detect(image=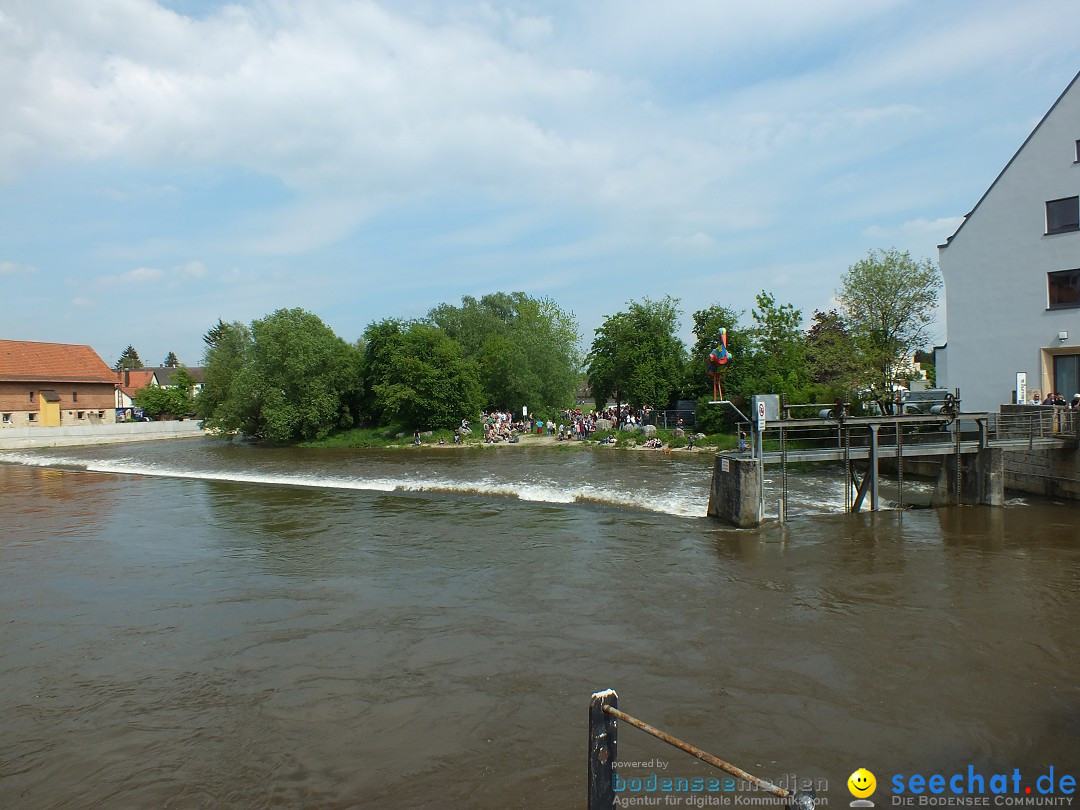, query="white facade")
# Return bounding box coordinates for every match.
[938,70,1080,412]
